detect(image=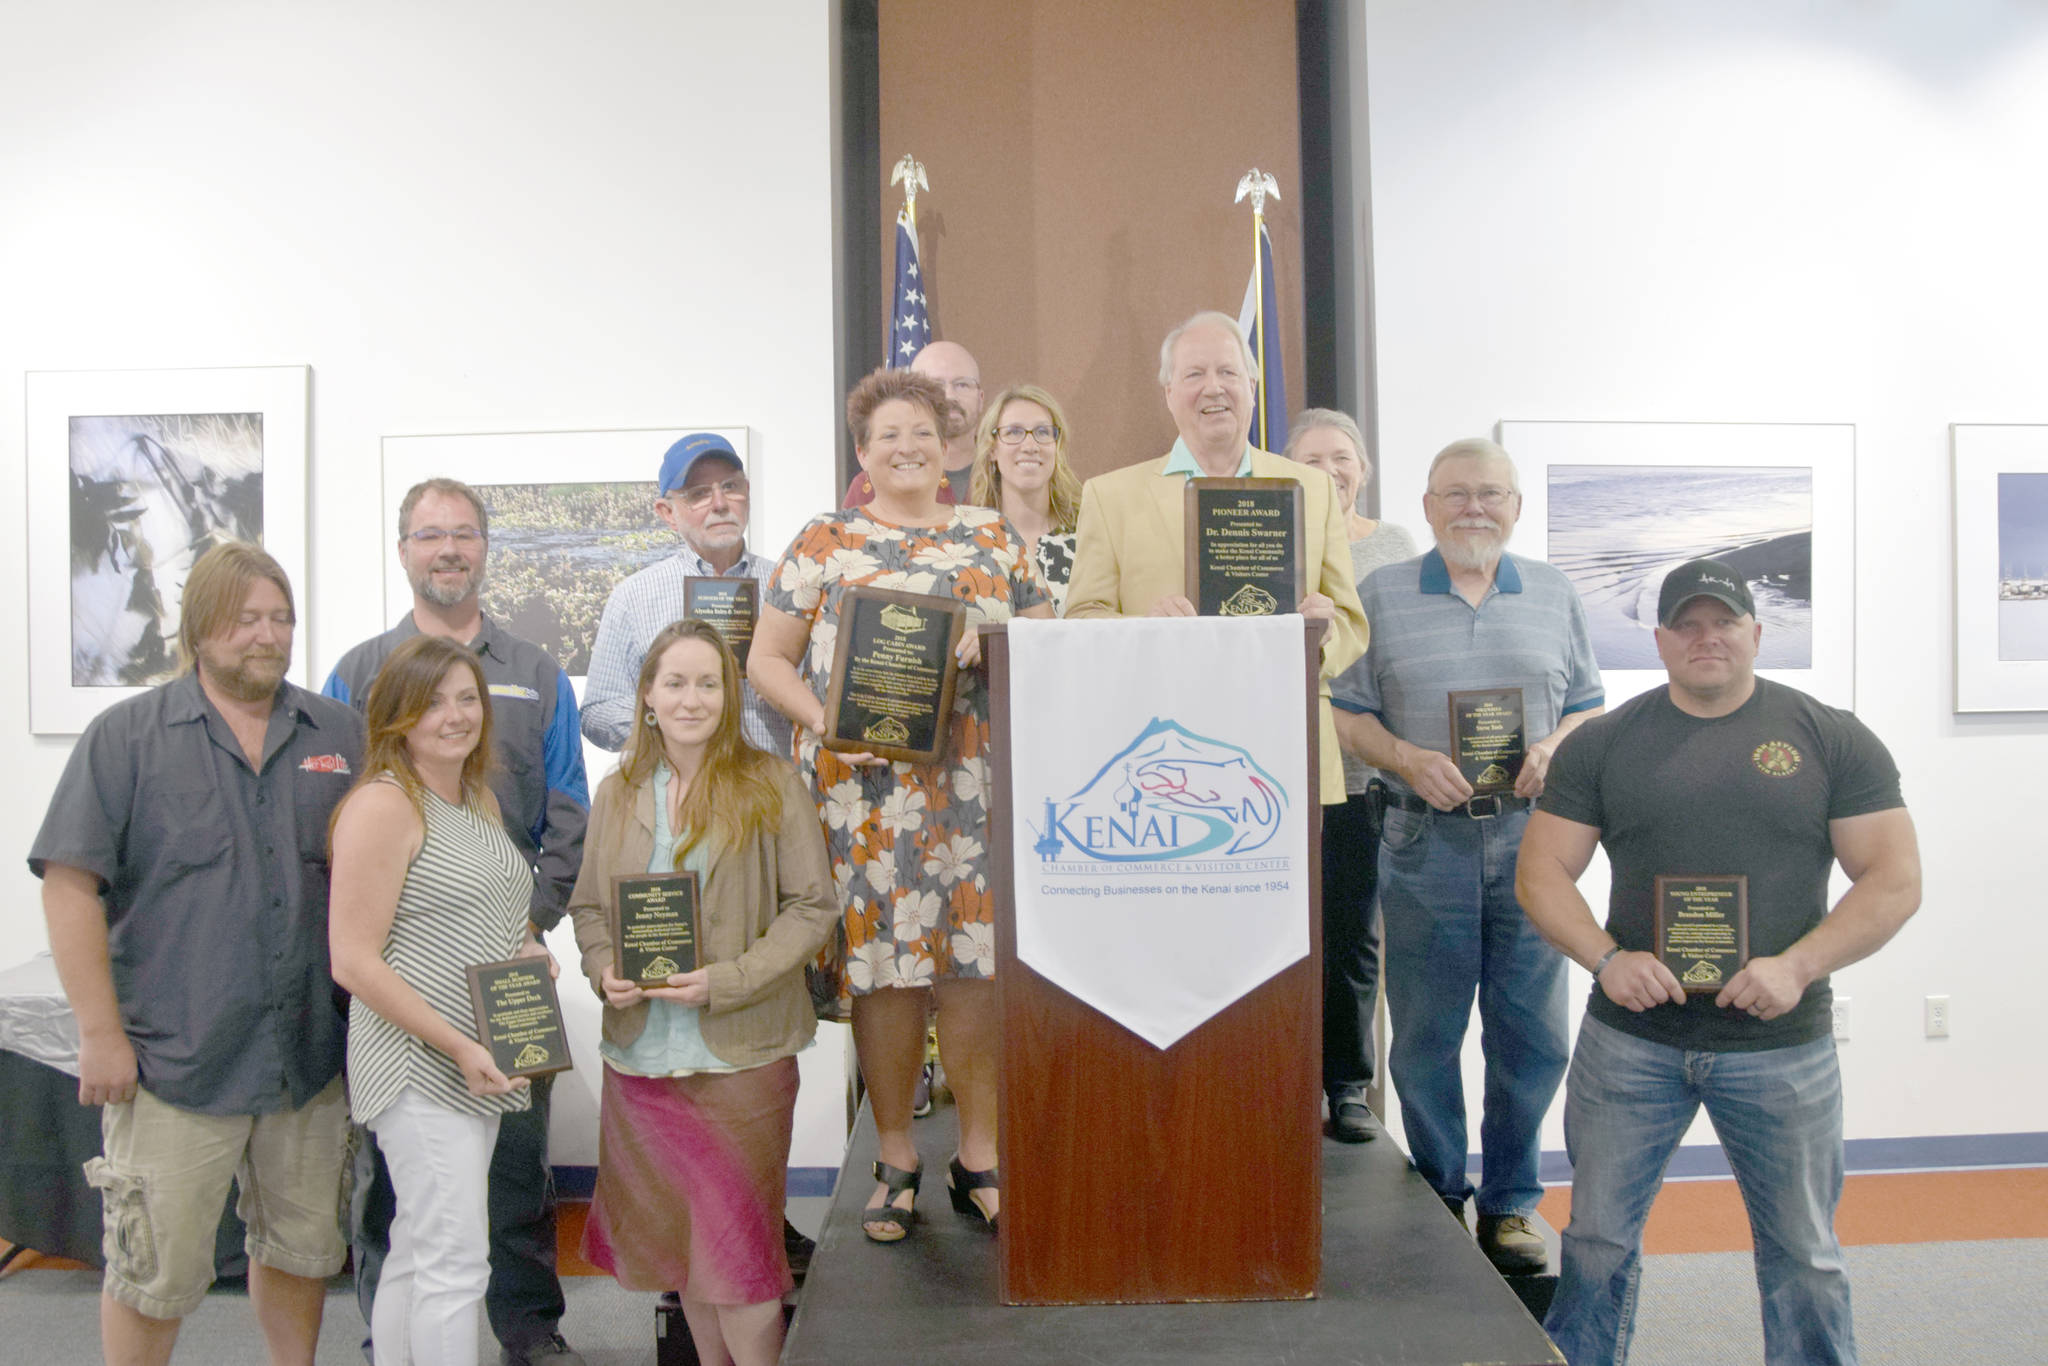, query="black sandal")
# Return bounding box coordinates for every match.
[862,1159,921,1243]
[947,1154,999,1231]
